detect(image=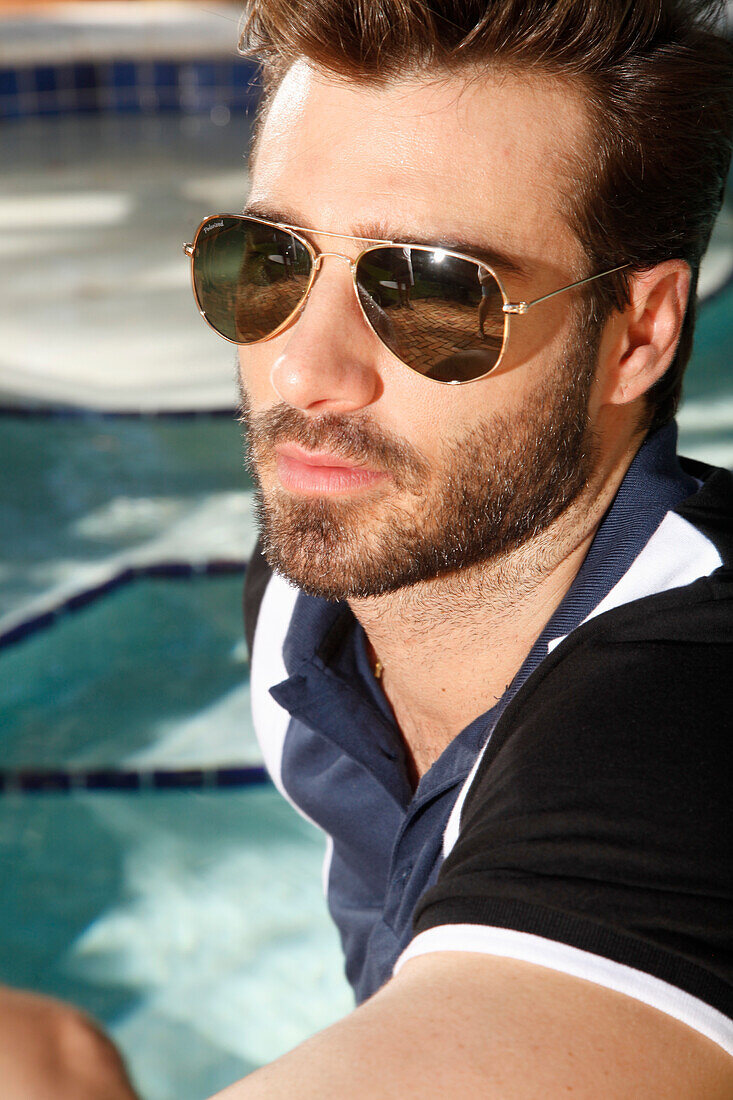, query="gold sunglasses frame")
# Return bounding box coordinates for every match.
[183,213,629,385]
